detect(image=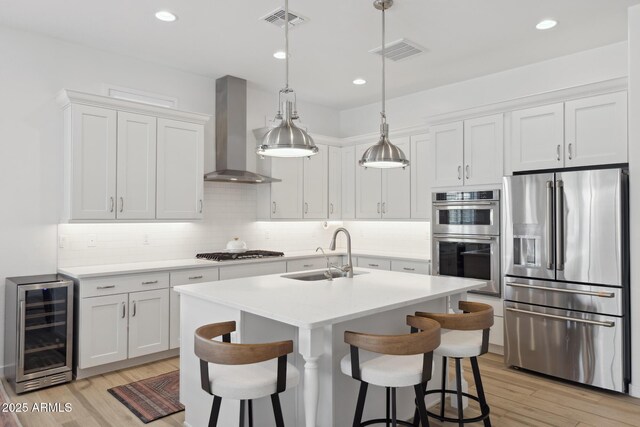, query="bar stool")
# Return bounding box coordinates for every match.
[414,301,493,427]
[341,315,441,427]
[194,321,300,427]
